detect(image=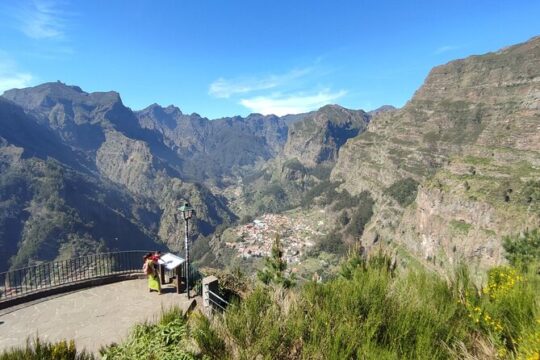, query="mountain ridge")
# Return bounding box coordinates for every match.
[1,36,539,273]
